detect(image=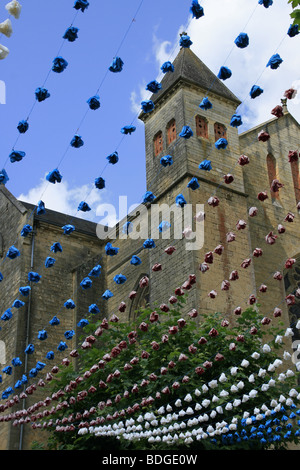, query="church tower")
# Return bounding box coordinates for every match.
[139,44,257,316]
